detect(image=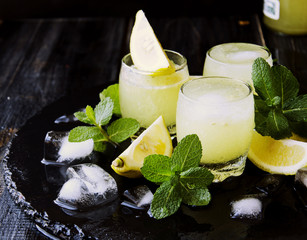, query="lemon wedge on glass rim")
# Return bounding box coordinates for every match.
[111,116,173,178]
[248,130,307,175]
[129,10,175,74]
